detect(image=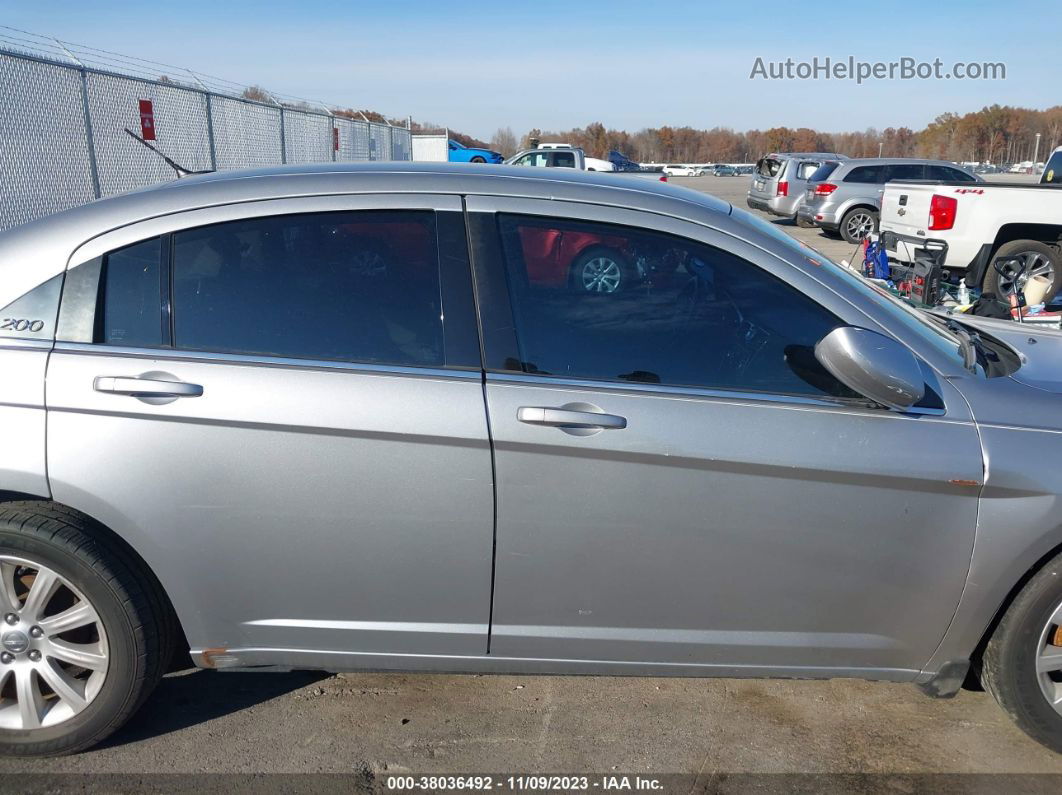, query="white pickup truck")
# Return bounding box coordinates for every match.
[504,147,668,181]
[880,146,1062,301]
